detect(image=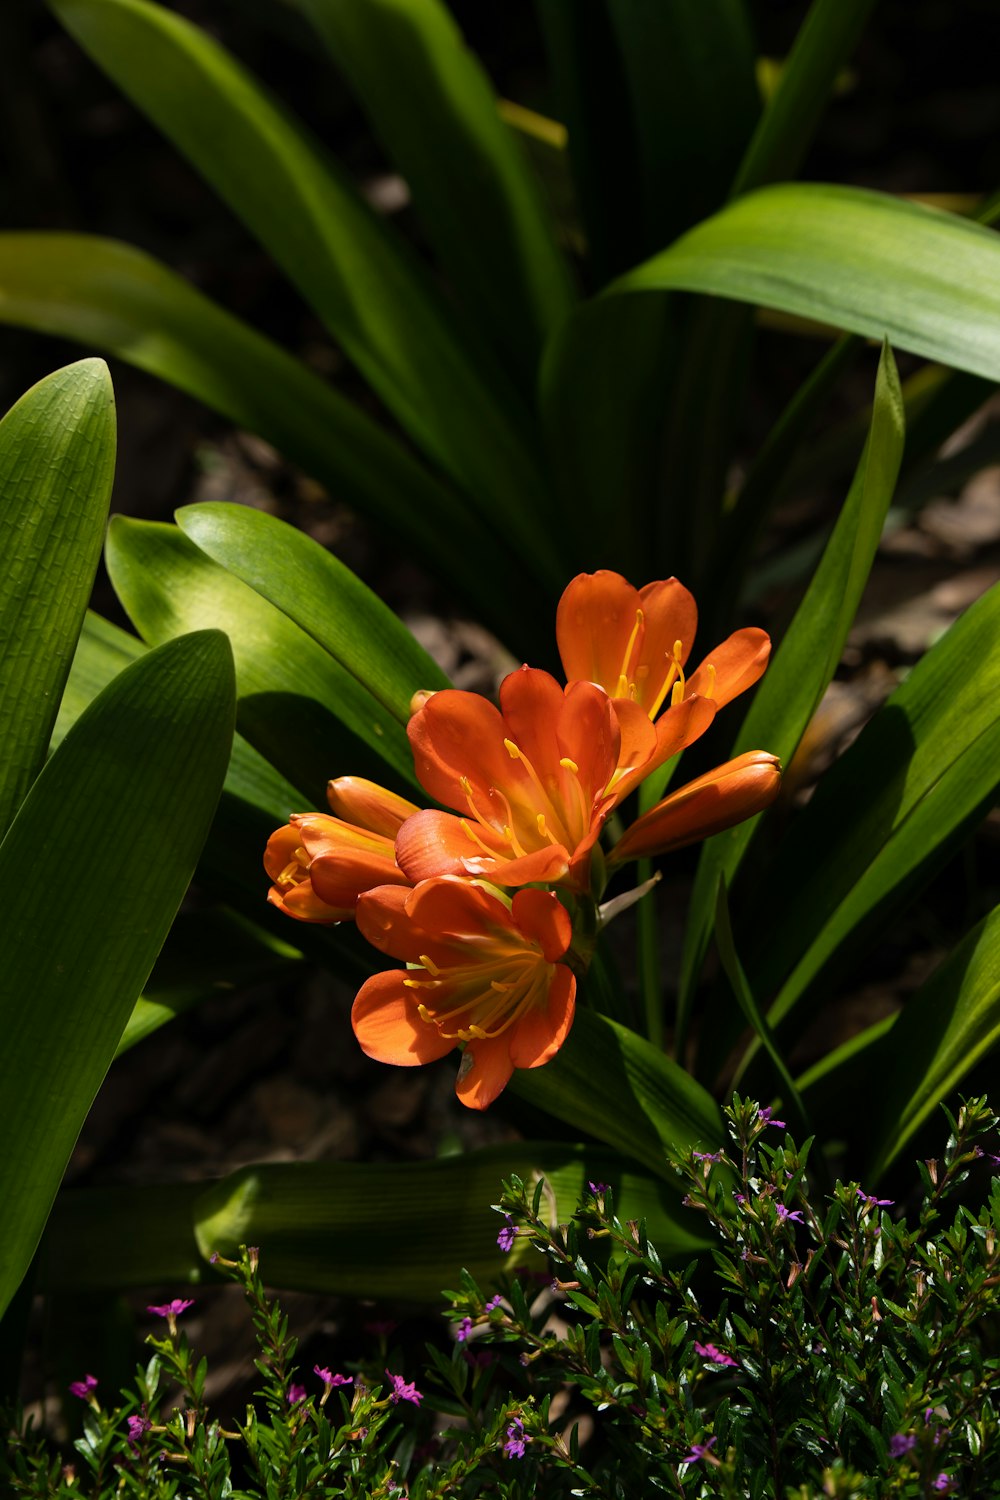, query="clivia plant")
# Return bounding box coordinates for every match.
[0,0,999,1457]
